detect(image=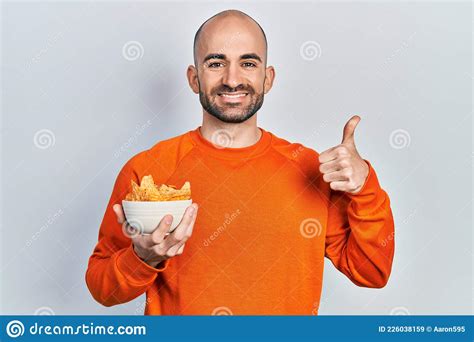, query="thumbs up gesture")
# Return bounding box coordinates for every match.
[318,115,369,194]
